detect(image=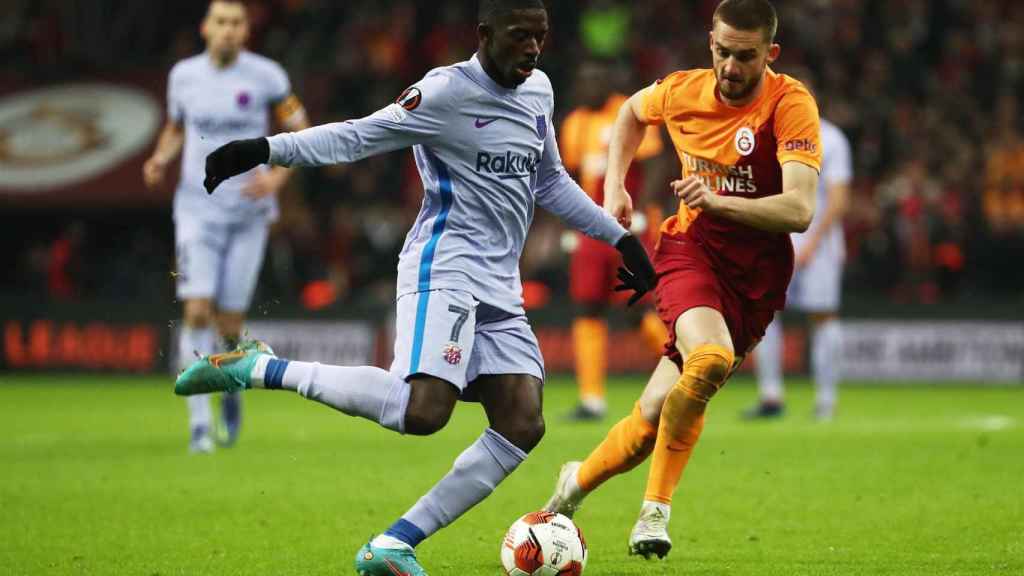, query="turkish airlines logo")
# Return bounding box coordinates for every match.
[734,126,755,156]
[0,84,160,193]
